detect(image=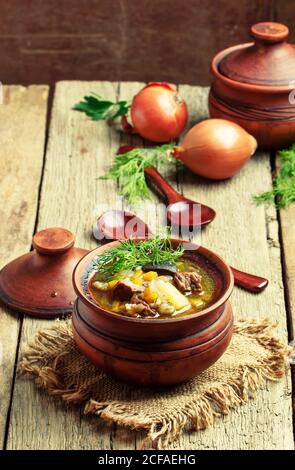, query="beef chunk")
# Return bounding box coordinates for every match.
[112,280,144,301]
[173,272,203,293]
